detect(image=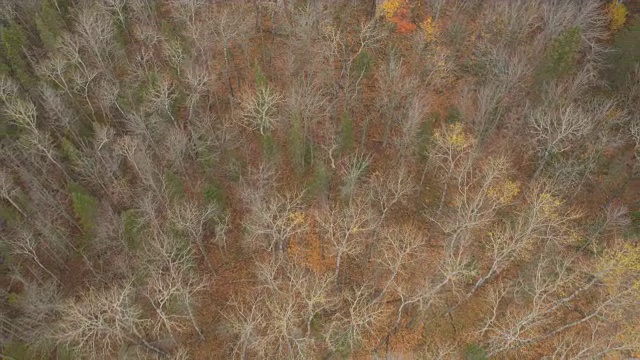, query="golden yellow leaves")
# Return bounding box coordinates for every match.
[539,192,563,219]
[380,0,403,20]
[379,0,439,36]
[610,244,640,273]
[489,180,520,205]
[322,23,336,38]
[608,0,628,32]
[434,123,475,151]
[564,230,583,246]
[421,17,436,41]
[288,211,306,226]
[599,243,640,294]
[349,227,363,235]
[449,131,471,150]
